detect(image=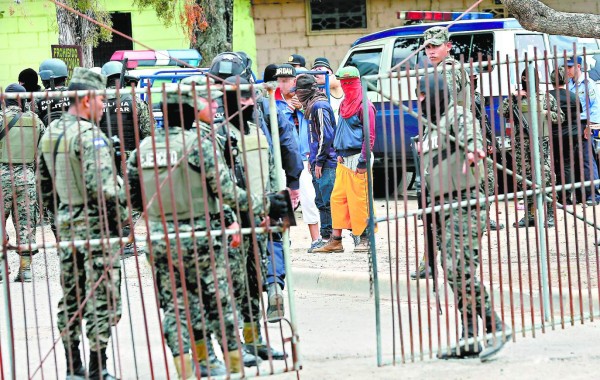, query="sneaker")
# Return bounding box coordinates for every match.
[266,283,284,322]
[312,238,344,253]
[307,239,326,253]
[350,233,361,246]
[410,262,432,280]
[586,196,600,206]
[353,236,370,253]
[488,219,504,231]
